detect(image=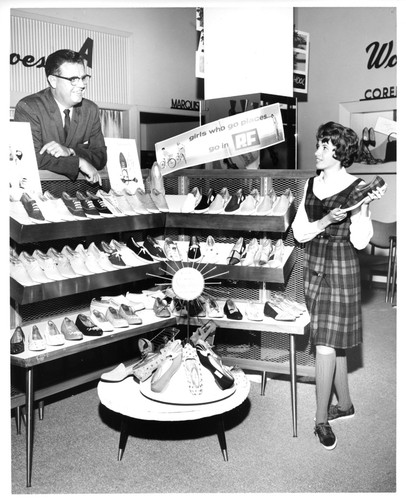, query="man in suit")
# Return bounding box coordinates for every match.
[14,49,107,184]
